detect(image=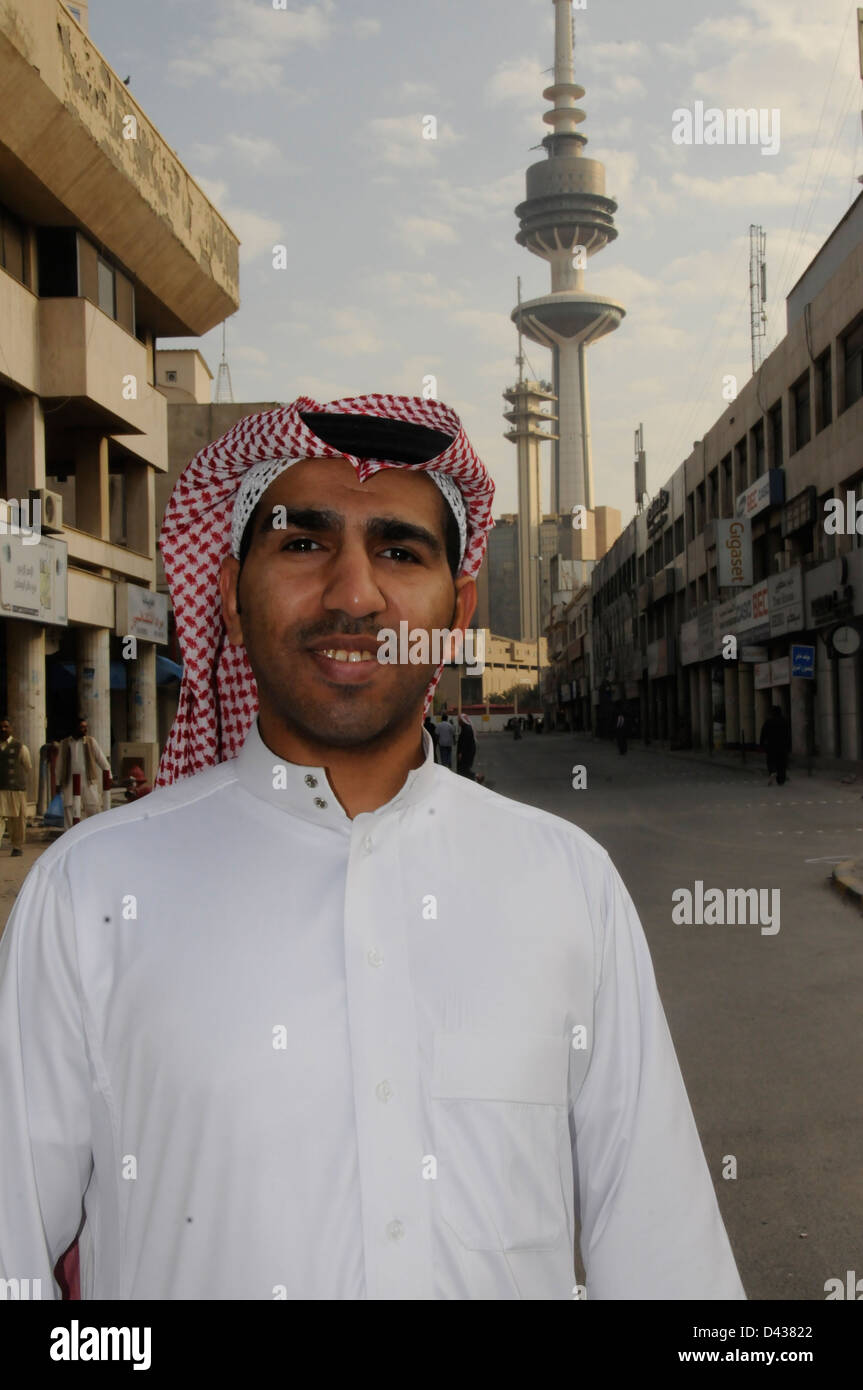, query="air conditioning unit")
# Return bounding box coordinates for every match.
[28,488,63,533]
